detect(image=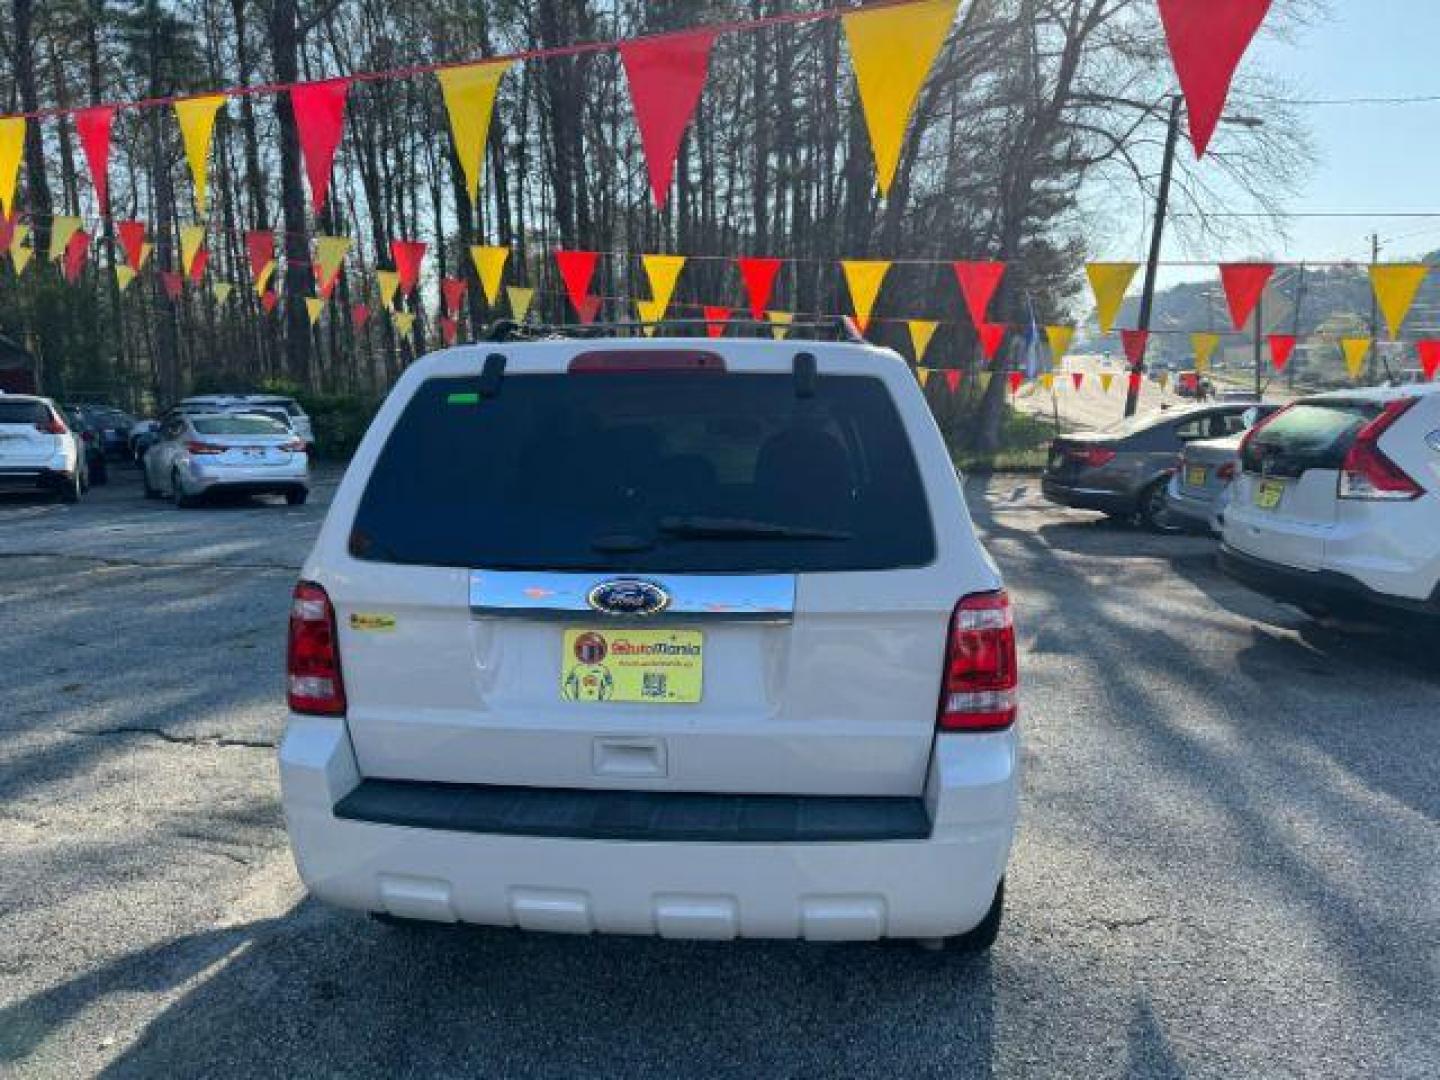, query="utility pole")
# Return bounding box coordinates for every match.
[1125,94,1183,418]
